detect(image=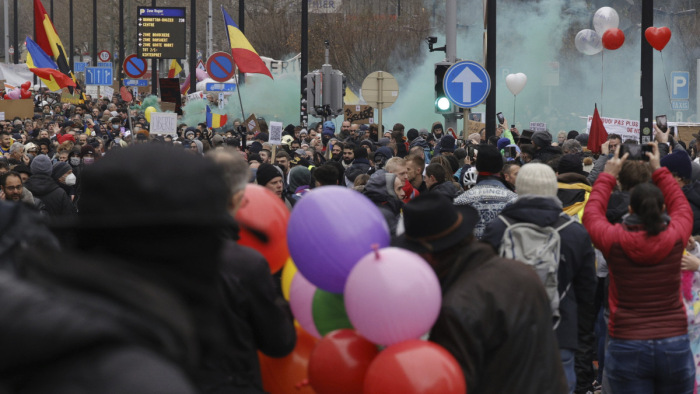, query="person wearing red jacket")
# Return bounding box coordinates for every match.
[582,143,695,394]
